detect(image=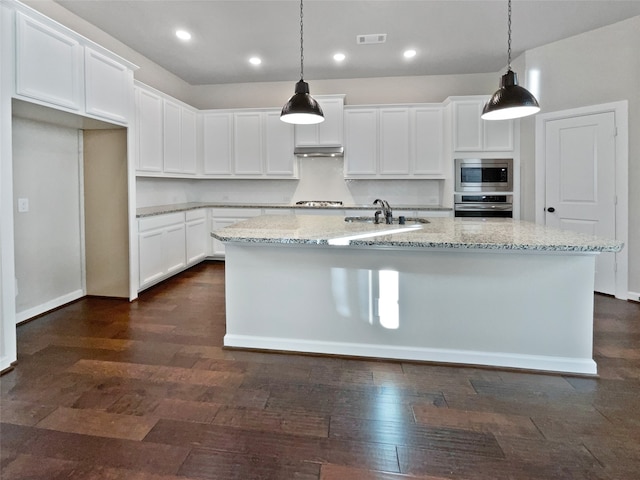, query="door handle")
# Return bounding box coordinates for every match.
[547,207,555,213]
